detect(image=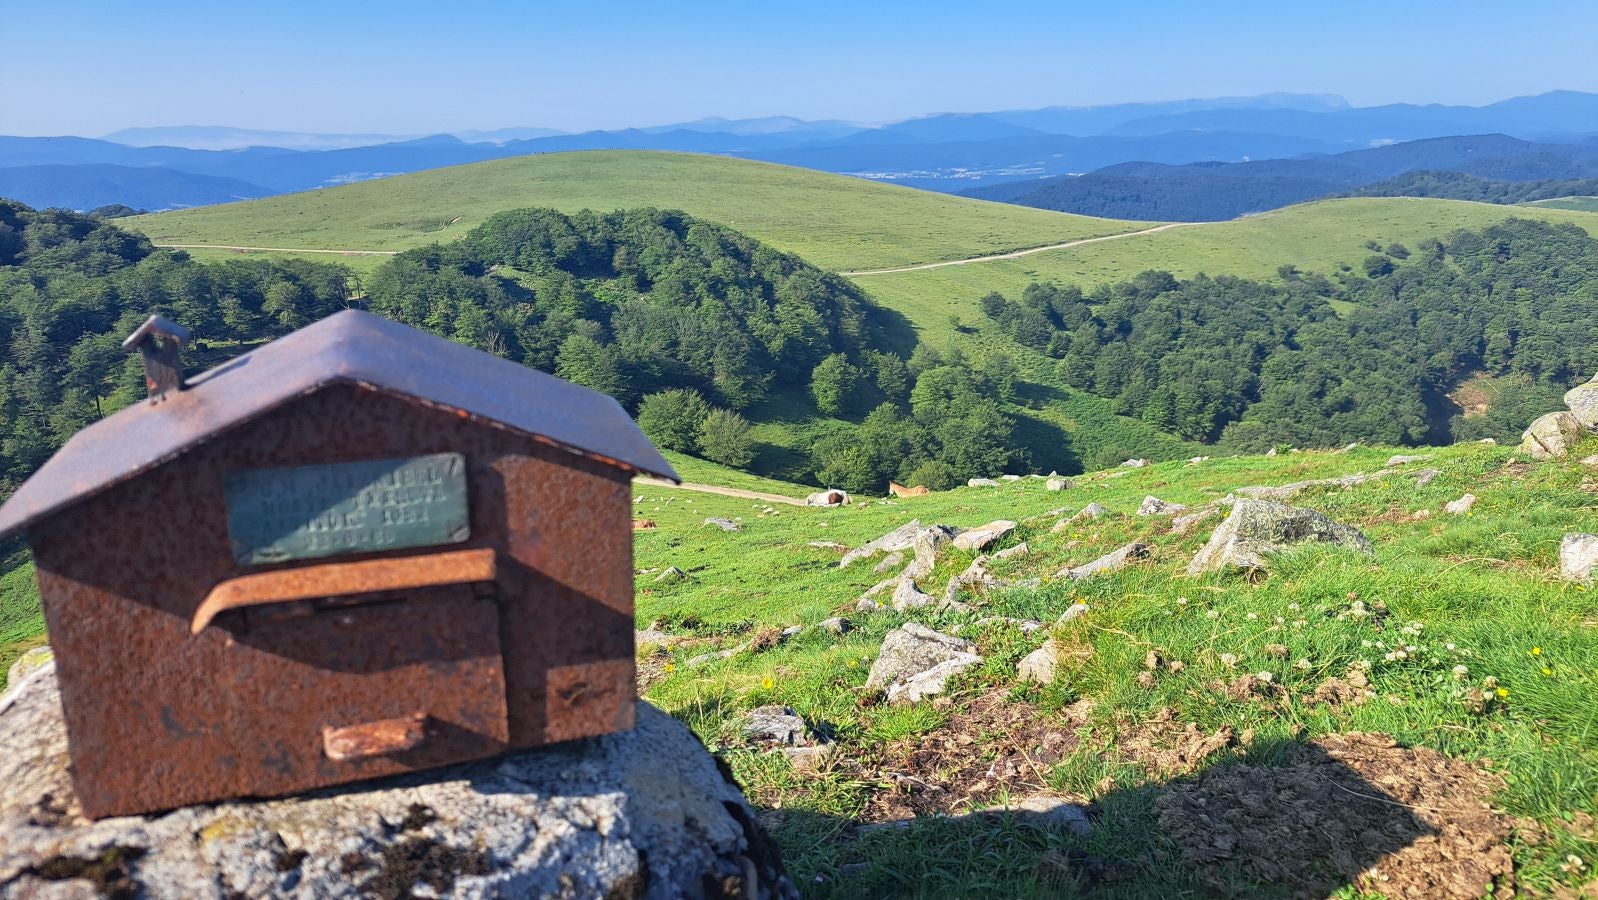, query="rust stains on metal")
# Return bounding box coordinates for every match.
[323,713,429,762]
[0,309,678,539]
[192,548,498,634]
